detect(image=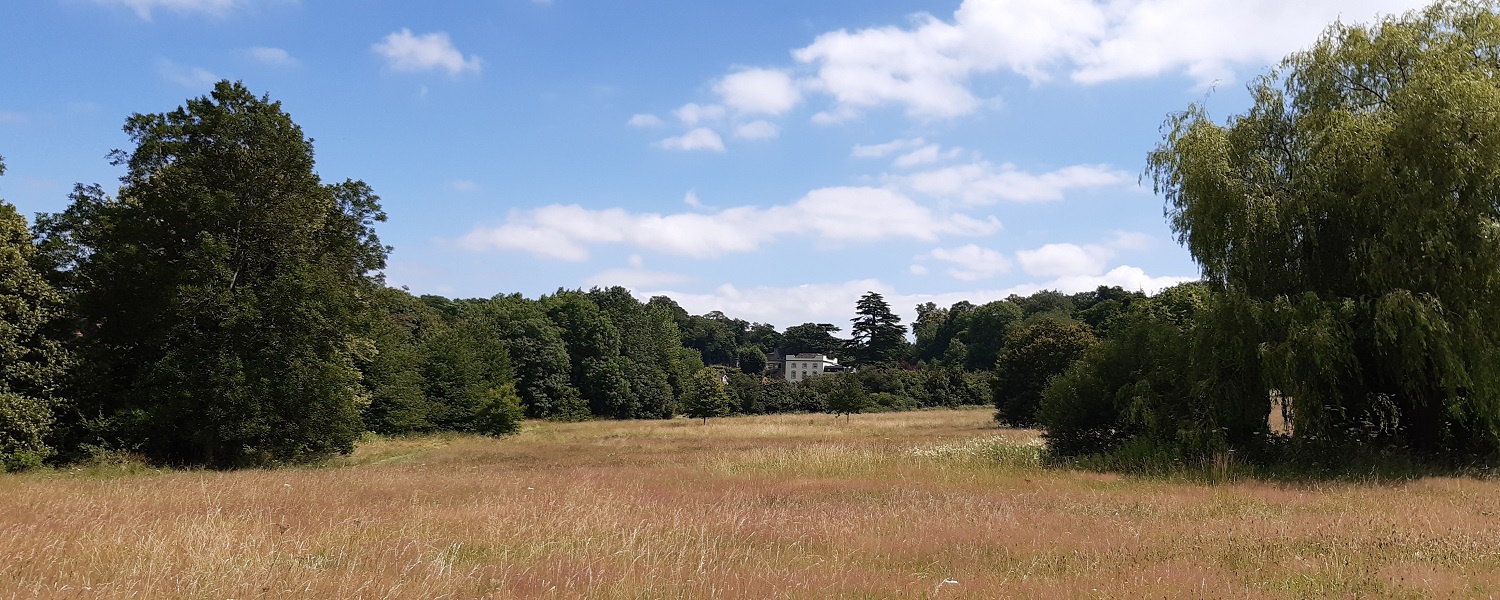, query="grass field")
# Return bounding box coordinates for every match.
[4,408,1500,599]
